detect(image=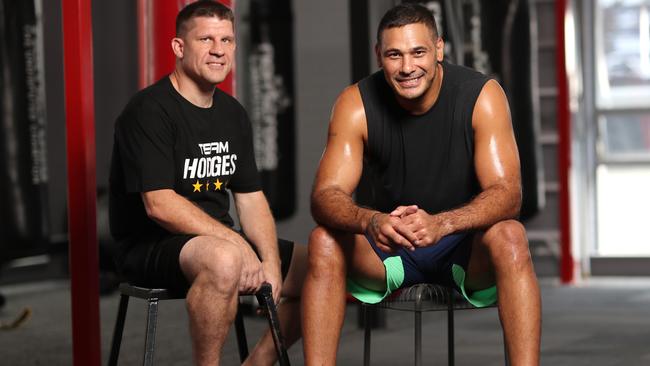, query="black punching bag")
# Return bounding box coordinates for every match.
[247,0,296,220]
[480,0,543,220]
[0,0,49,262]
